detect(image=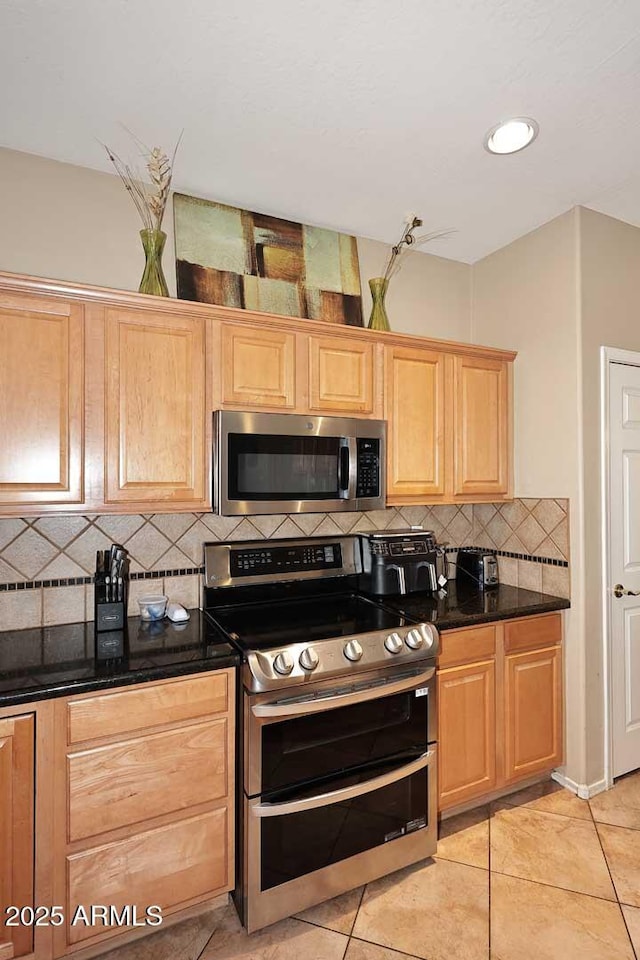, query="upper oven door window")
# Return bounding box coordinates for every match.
[257,685,429,799]
[228,433,344,501]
